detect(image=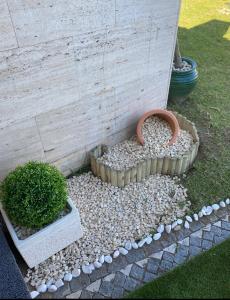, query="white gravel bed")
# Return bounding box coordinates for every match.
[98,116,194,170]
[25,172,190,287]
[173,60,192,72]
